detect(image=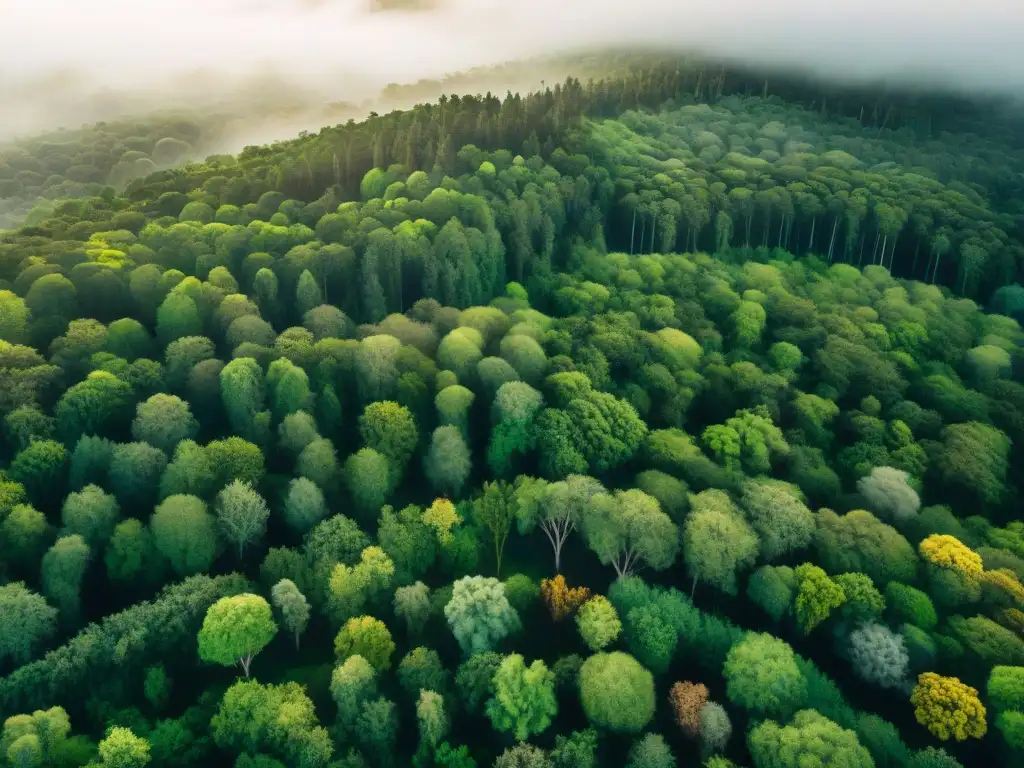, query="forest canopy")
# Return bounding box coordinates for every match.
[0,49,1023,768]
